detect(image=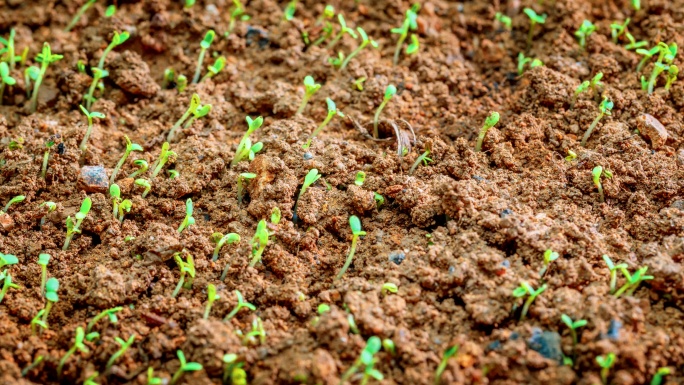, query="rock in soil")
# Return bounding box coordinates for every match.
[77,165,109,193]
[636,113,668,149]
